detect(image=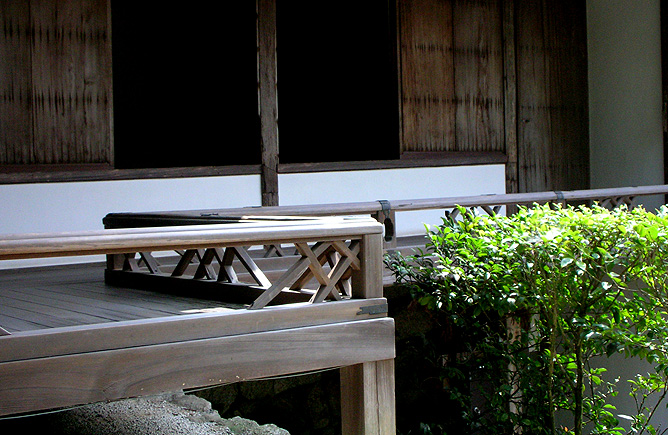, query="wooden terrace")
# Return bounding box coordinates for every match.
[0,216,396,434]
